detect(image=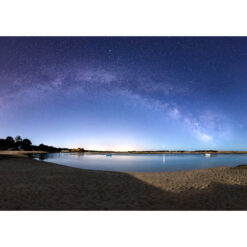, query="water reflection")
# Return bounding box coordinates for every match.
[162,155,166,164]
[37,153,48,161]
[71,152,85,156]
[32,153,247,172]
